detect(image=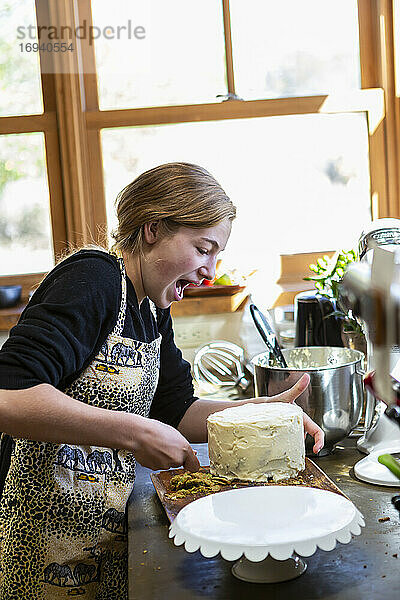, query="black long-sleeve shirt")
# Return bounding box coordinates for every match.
[0,249,198,428]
